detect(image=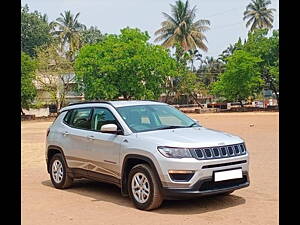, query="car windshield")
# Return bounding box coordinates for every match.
[116,104,200,133]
